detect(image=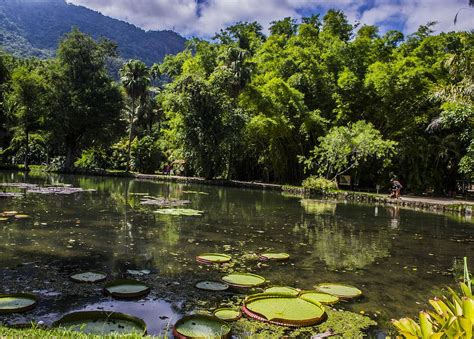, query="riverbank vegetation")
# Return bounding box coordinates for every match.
[0,10,472,194]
